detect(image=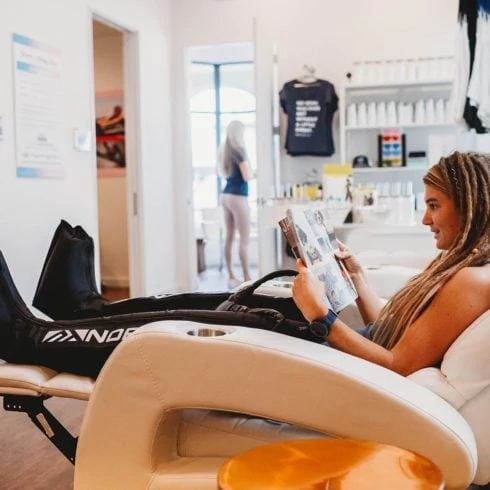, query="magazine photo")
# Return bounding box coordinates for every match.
[279,206,358,313]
